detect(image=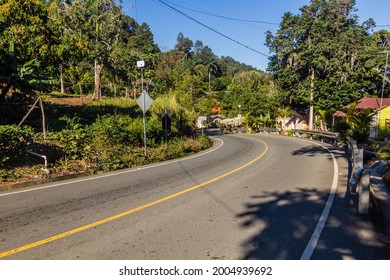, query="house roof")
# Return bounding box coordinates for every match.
[355,97,390,109]
[333,97,390,117]
[333,111,346,117]
[210,114,225,120]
